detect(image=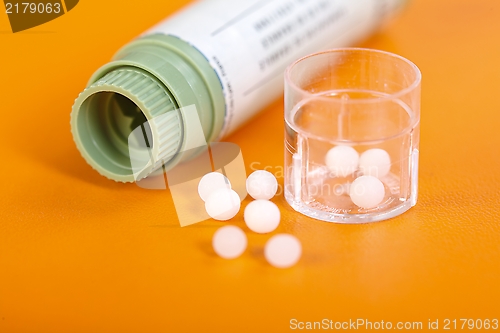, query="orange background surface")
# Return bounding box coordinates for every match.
[1,0,500,332]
